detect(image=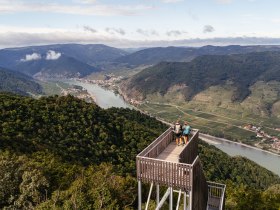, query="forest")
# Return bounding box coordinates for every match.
[0,68,42,96]
[0,93,279,209]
